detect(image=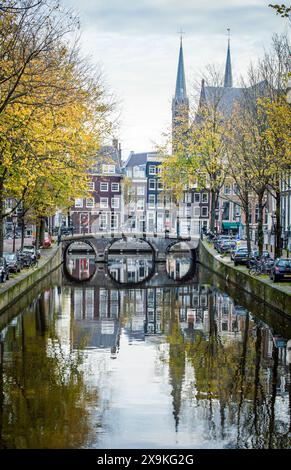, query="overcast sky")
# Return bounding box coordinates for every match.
[62,0,289,159]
